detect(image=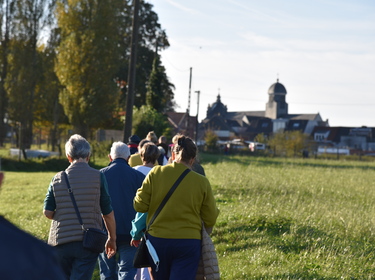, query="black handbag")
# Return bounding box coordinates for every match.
[82,228,108,253]
[133,236,150,268]
[62,171,108,254]
[133,168,191,268]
